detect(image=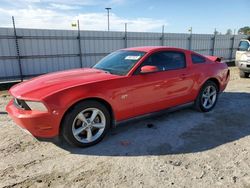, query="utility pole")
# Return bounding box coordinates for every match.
[105,8,111,31]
